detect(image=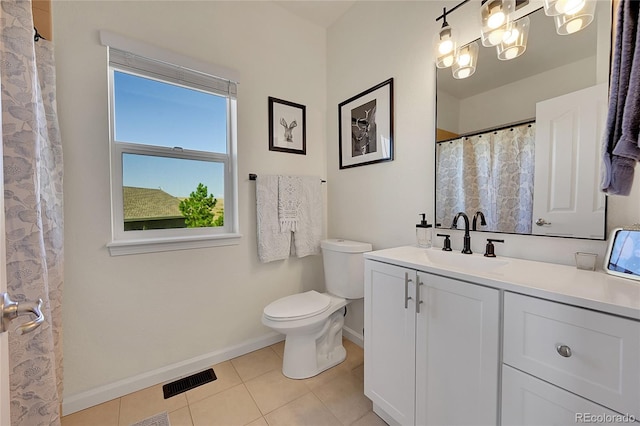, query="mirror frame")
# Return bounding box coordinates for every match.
[434,3,612,241]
